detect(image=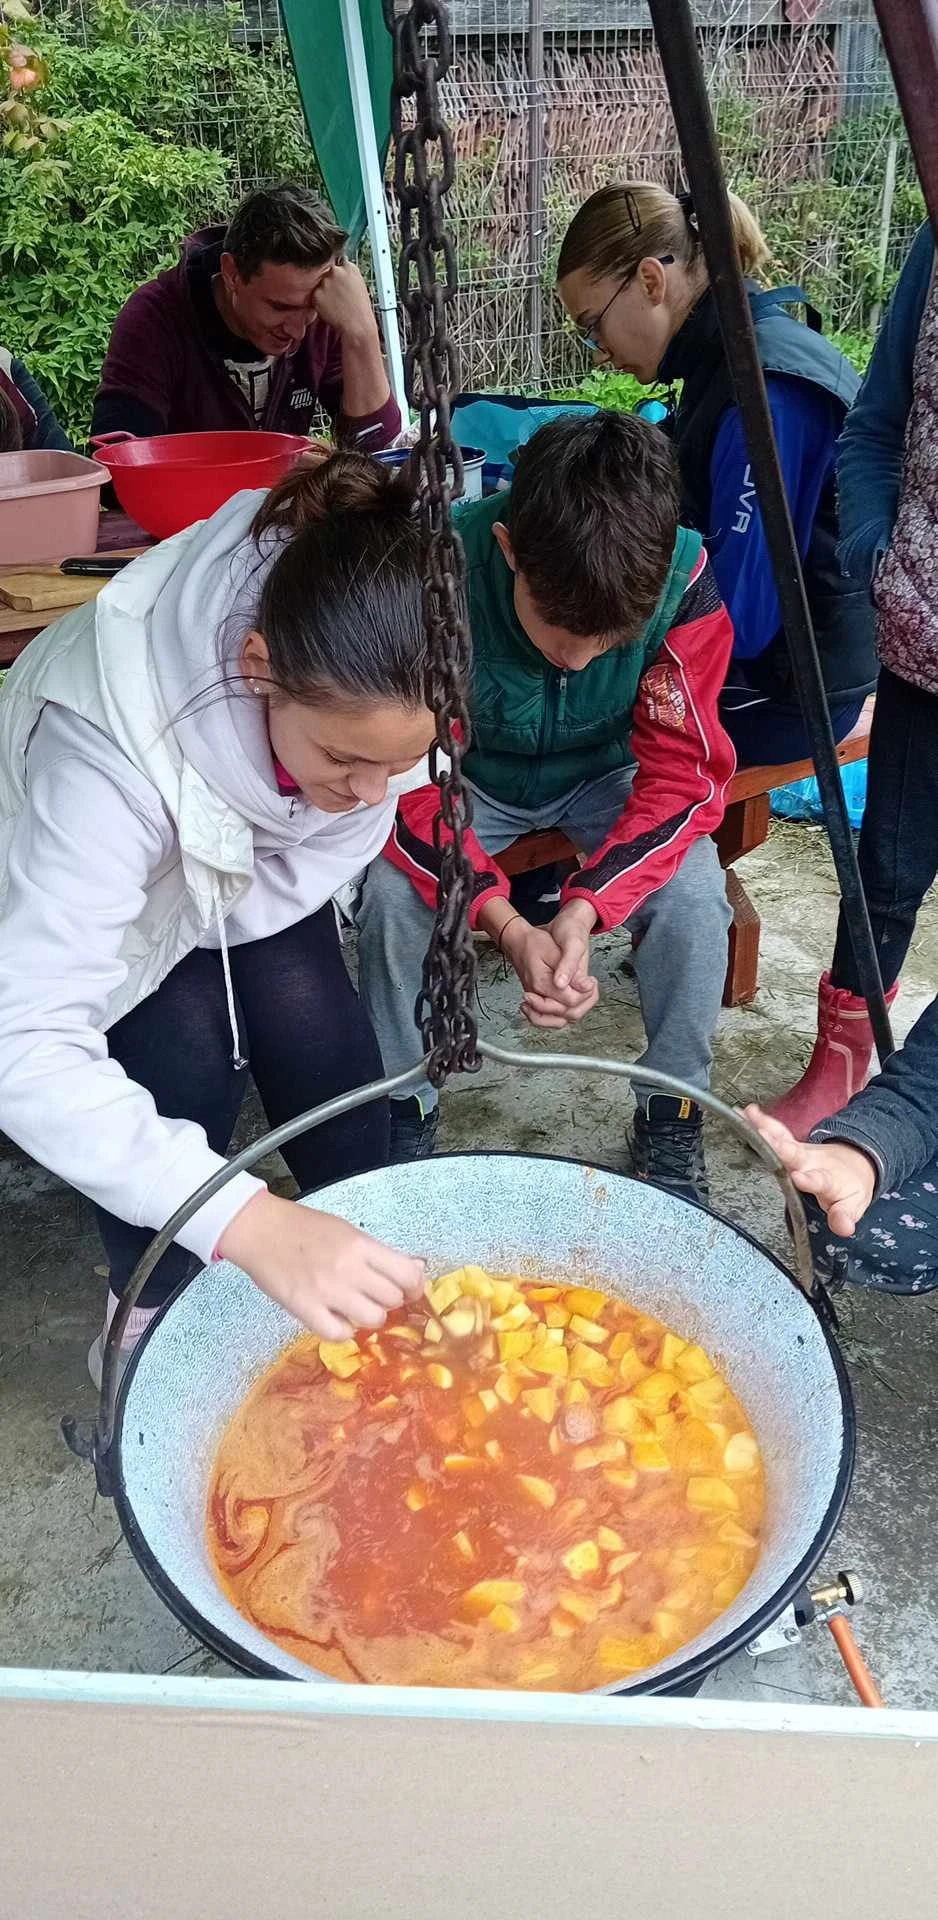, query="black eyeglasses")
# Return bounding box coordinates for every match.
[578,256,674,352]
